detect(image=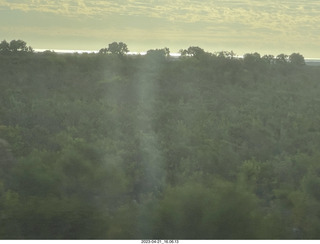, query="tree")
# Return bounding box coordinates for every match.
[217,51,235,59]
[106,42,129,55]
[0,40,10,54]
[146,47,170,58]
[262,54,275,64]
[0,39,33,53]
[98,48,108,54]
[187,46,205,57]
[289,53,305,66]
[9,40,28,52]
[276,54,289,64]
[179,46,206,58]
[243,52,261,66]
[179,49,188,56]
[163,47,170,57]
